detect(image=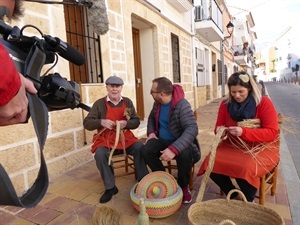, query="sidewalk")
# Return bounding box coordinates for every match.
[0,97,293,225]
